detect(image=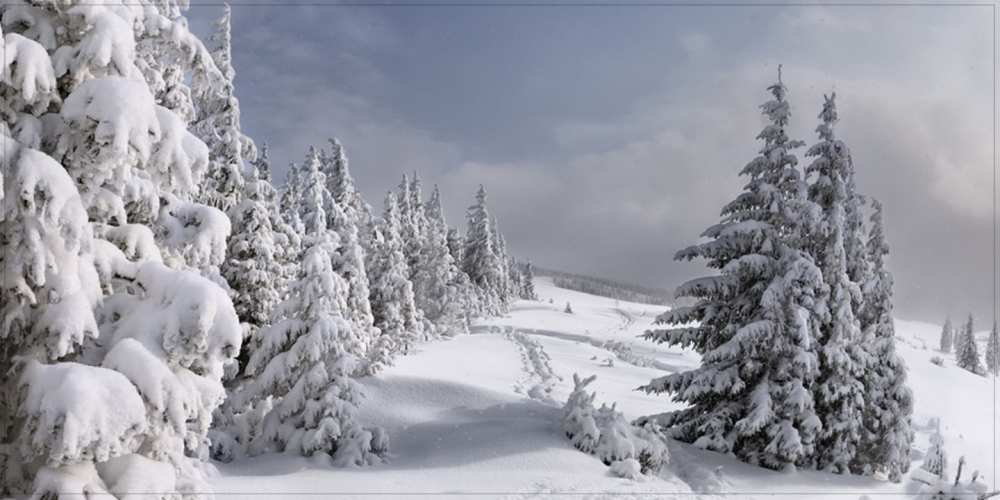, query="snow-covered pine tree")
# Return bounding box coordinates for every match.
[1,3,245,496]
[804,93,867,474]
[954,314,969,360]
[853,198,913,481]
[324,138,374,251]
[319,141,377,360]
[295,147,331,237]
[491,216,513,306]
[447,227,465,265]
[279,160,306,236]
[520,260,539,300]
[221,145,283,366]
[366,192,424,373]
[940,316,955,354]
[956,314,983,374]
[413,185,469,336]
[242,224,386,465]
[193,4,256,214]
[986,322,1000,376]
[638,71,825,470]
[462,185,505,315]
